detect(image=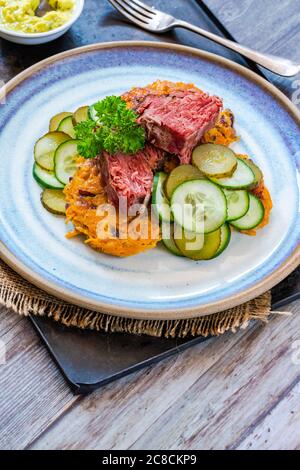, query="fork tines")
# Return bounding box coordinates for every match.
[108,0,155,26]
